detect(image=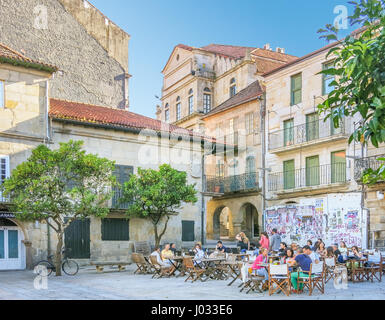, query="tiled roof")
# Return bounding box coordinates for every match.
[49,99,211,140]
[200,44,257,59]
[251,48,297,63]
[202,80,265,118]
[175,44,194,51]
[0,42,57,73]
